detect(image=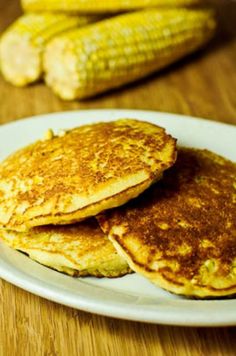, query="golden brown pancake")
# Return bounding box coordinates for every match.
[98,148,236,298]
[0,119,176,231]
[0,218,131,277]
